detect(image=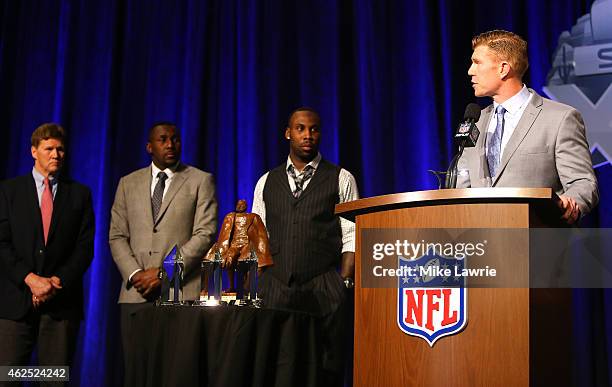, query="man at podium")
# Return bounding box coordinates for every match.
[458,30,598,224]
[252,107,359,384]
